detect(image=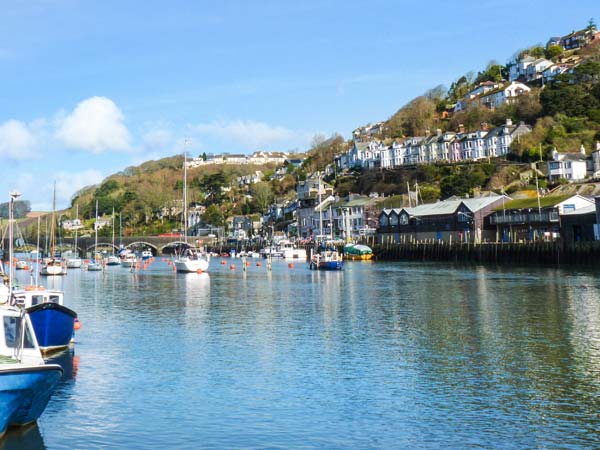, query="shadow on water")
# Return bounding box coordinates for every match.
[0,423,45,450]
